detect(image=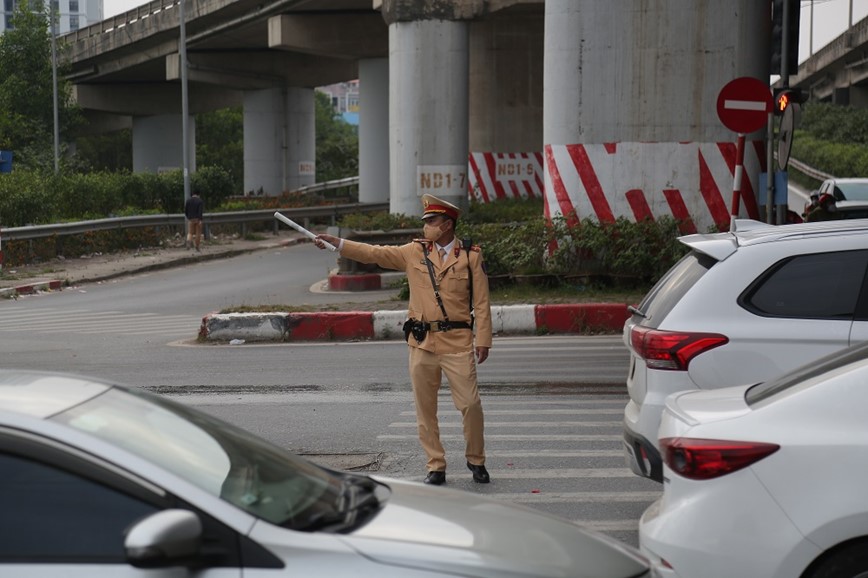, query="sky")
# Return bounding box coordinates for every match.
[102,0,867,66]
